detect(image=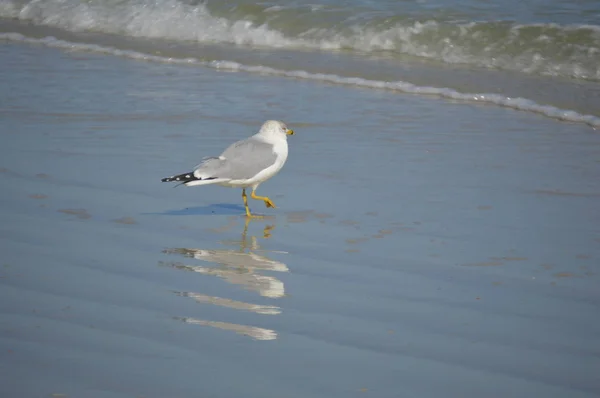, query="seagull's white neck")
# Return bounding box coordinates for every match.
[255,131,287,145]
